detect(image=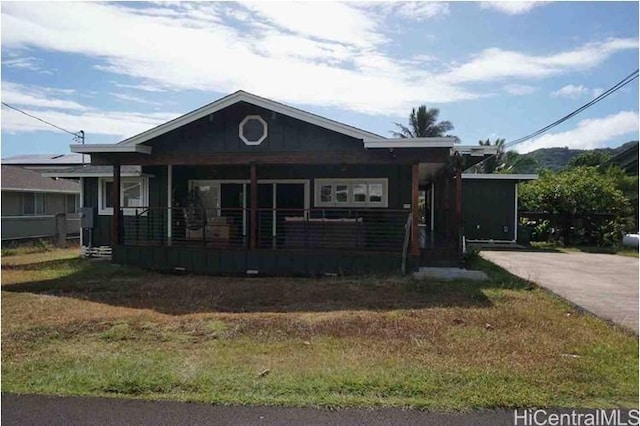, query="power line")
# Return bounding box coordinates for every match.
[1,101,81,138]
[505,69,638,148]
[467,68,639,171]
